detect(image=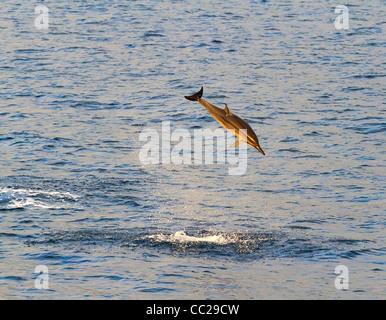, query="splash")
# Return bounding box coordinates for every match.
[147,231,234,245]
